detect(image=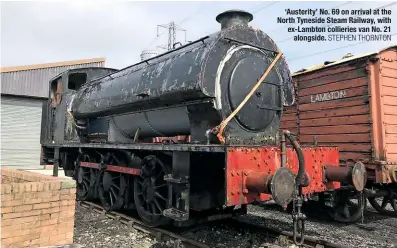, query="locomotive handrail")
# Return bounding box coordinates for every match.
[223,37,279,54]
[212,51,283,144]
